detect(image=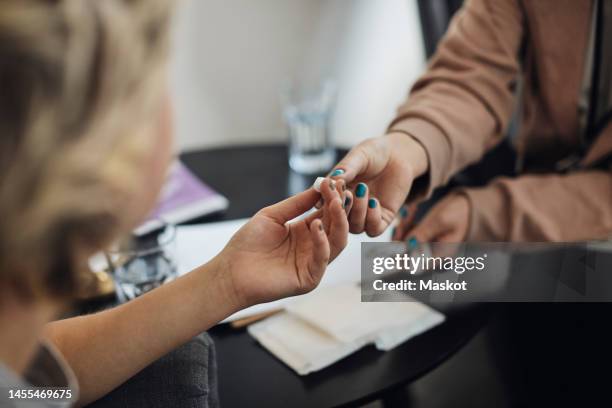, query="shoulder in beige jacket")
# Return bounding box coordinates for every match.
[389,0,612,241]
